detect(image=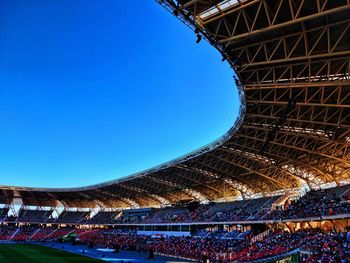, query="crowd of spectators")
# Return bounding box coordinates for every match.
[299,229,350,262]
[102,185,350,224]
[0,225,18,240]
[109,185,350,224]
[112,196,280,224]
[268,186,350,220]
[1,224,350,262]
[0,185,348,263]
[76,228,350,262]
